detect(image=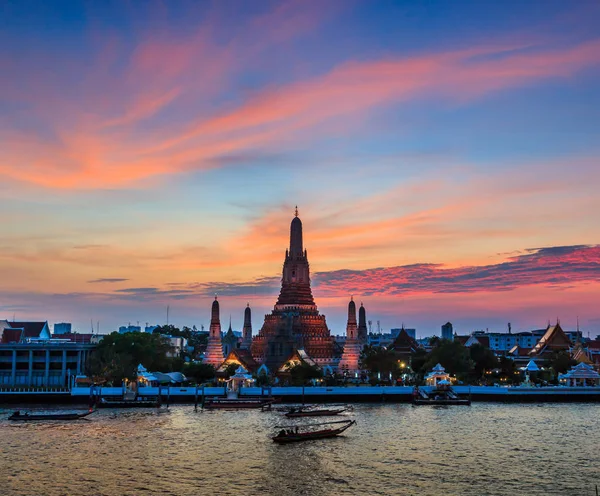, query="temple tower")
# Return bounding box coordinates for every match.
[275,208,315,310]
[204,296,225,366]
[251,208,337,369]
[242,303,252,349]
[338,297,361,374]
[358,302,368,344]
